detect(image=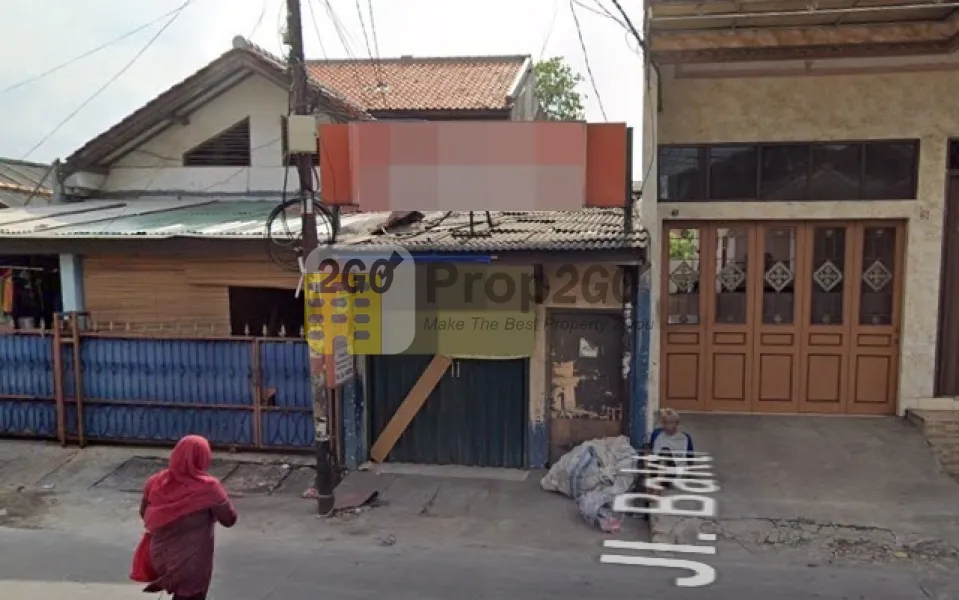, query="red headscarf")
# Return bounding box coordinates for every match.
[131,435,229,583]
[143,435,229,531]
